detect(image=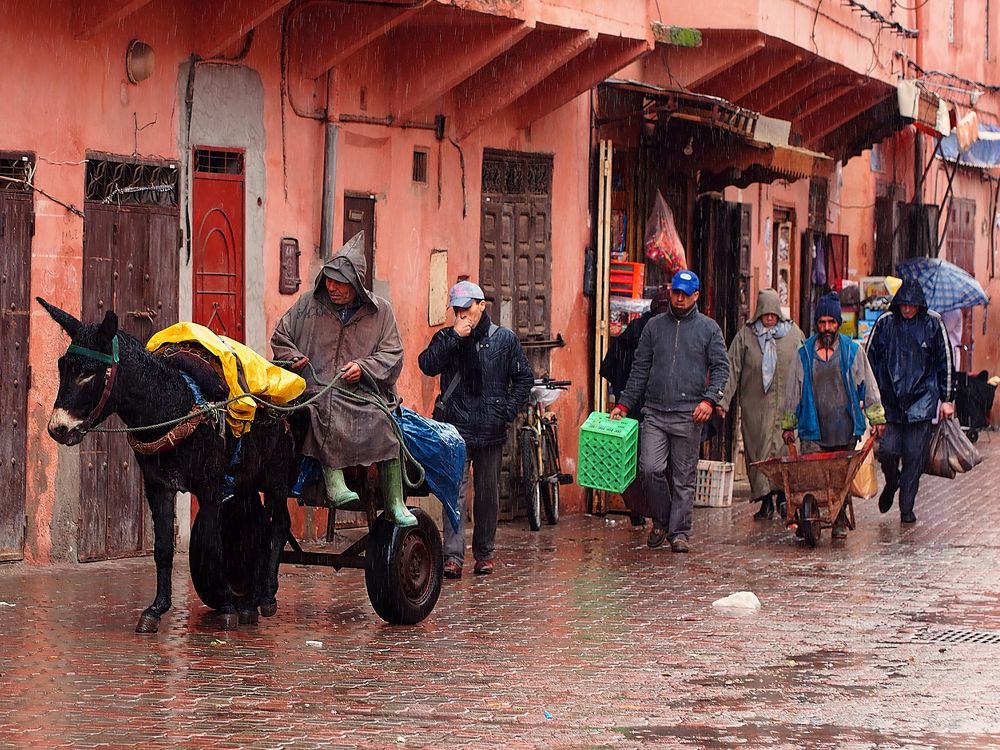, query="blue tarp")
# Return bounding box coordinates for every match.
[393,406,465,533]
[940,124,1000,169]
